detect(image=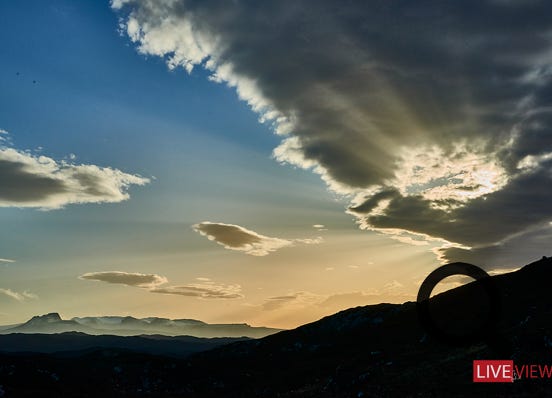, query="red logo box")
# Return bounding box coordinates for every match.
[473,360,514,382]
